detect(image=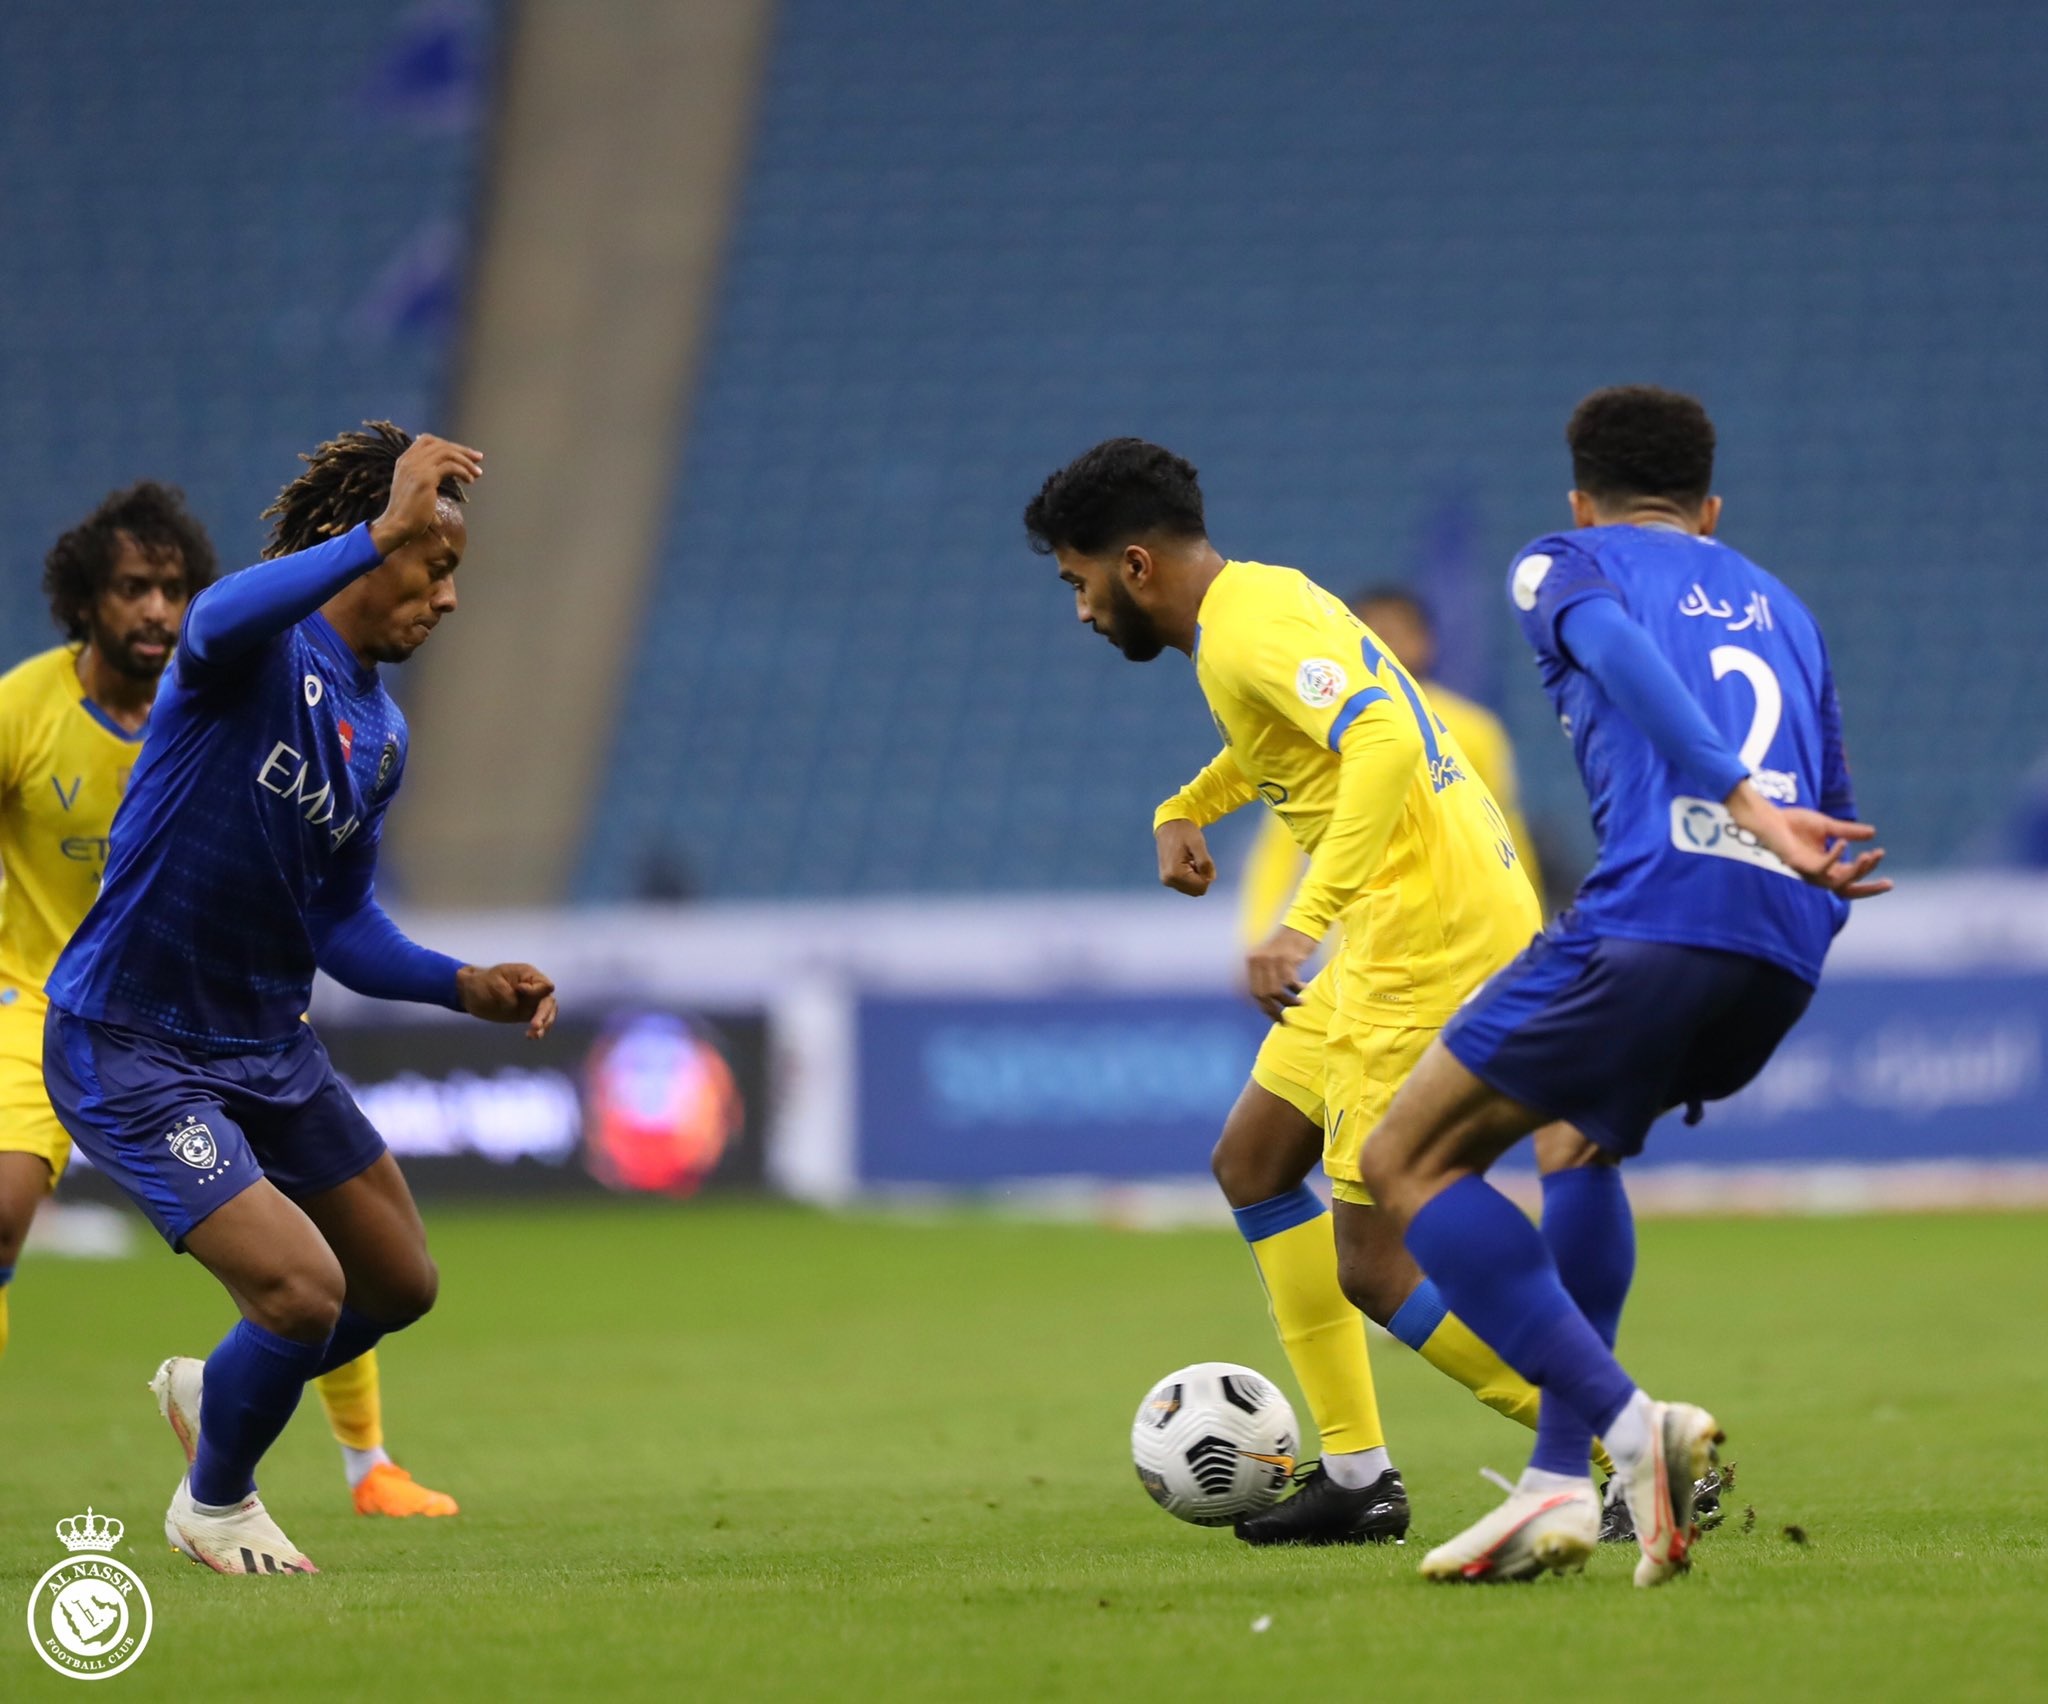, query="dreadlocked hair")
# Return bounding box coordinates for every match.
[44,481,218,642]
[260,420,466,559]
